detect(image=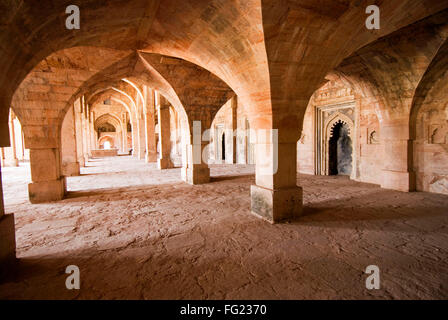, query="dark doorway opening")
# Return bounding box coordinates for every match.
[221,133,226,161]
[329,121,352,176]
